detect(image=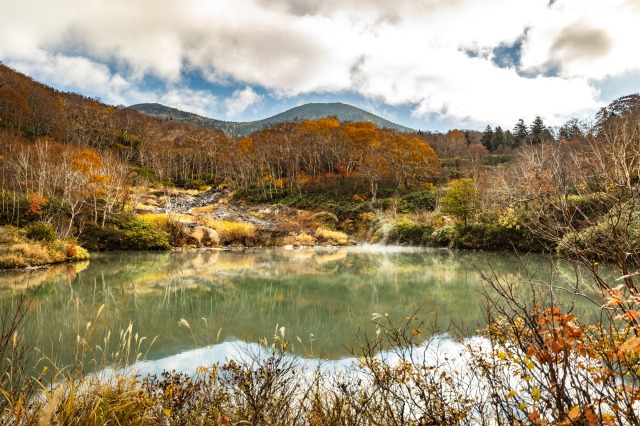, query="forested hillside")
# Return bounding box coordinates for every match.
[2,62,640,267]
